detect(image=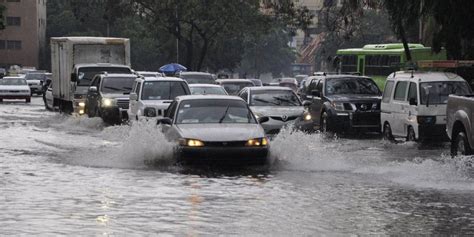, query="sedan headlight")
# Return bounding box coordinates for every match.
[303,112,312,121]
[102,98,116,107]
[179,138,205,147]
[144,107,157,117]
[78,102,86,107]
[245,137,268,147]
